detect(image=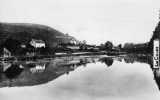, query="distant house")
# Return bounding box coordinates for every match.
[55,34,80,45]
[66,46,80,50]
[30,39,45,48]
[1,48,11,58]
[20,44,26,48]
